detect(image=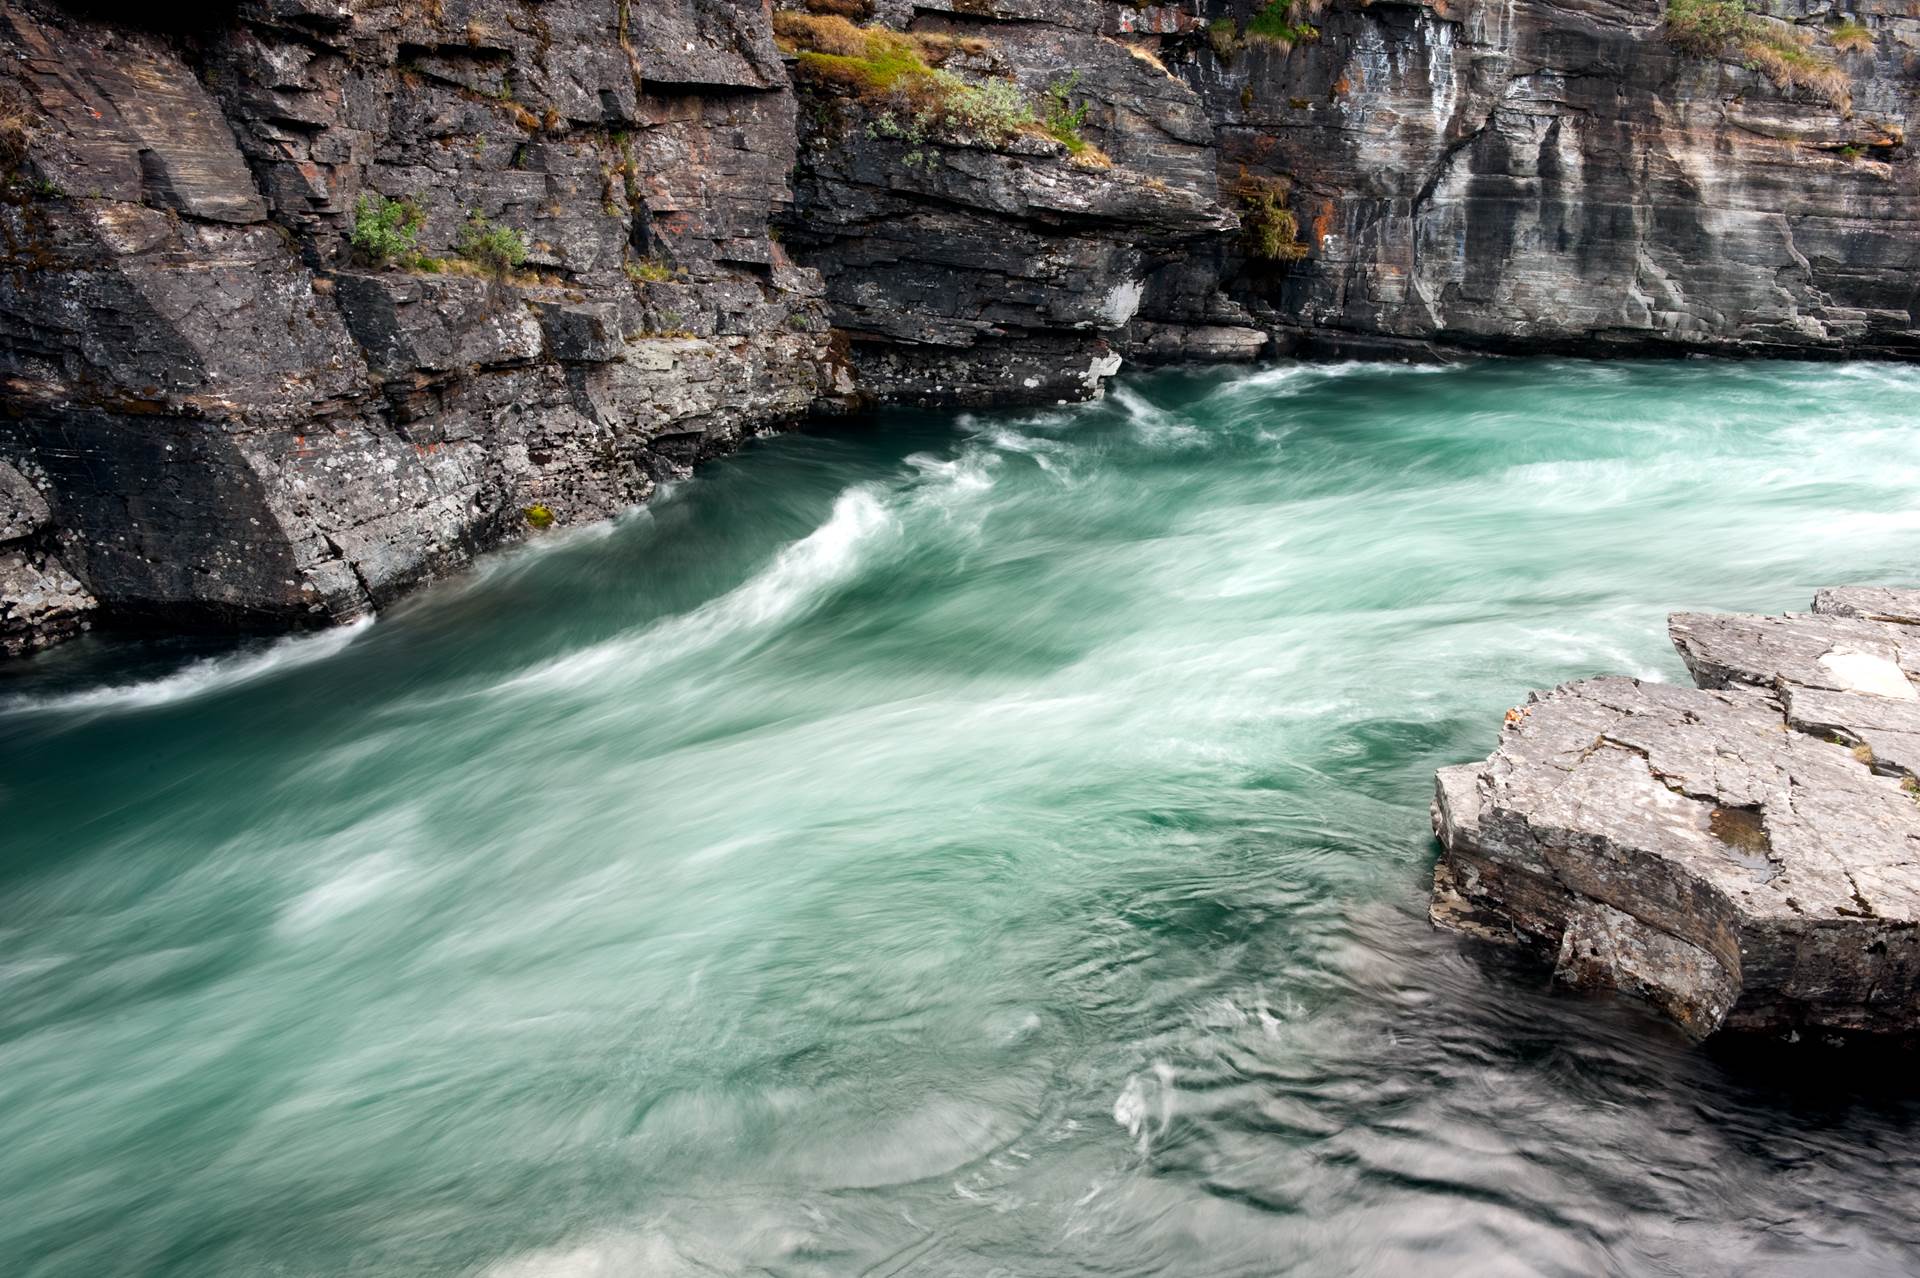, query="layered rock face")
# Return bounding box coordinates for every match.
[0,0,846,650]
[1164,0,1920,356]
[780,1,1249,404]
[1432,590,1920,1041]
[2,0,1917,652]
